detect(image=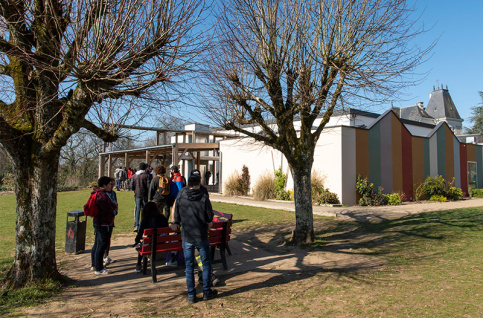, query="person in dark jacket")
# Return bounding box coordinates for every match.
[171,175,217,304]
[103,177,118,265]
[148,165,169,217]
[132,162,151,231]
[134,201,168,273]
[176,169,209,201]
[90,176,118,275]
